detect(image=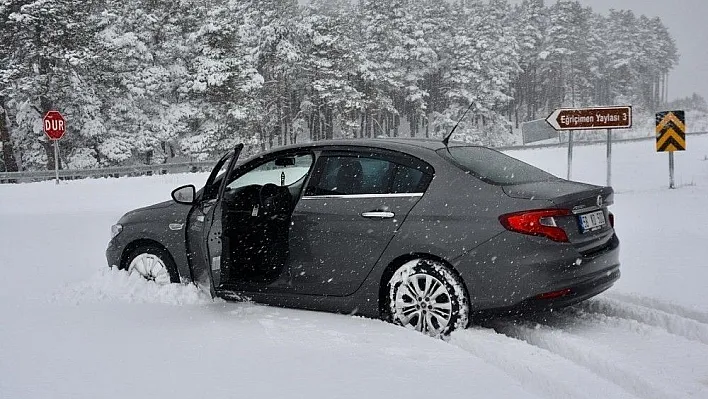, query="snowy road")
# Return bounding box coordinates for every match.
[1,136,707,398]
[454,294,708,399]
